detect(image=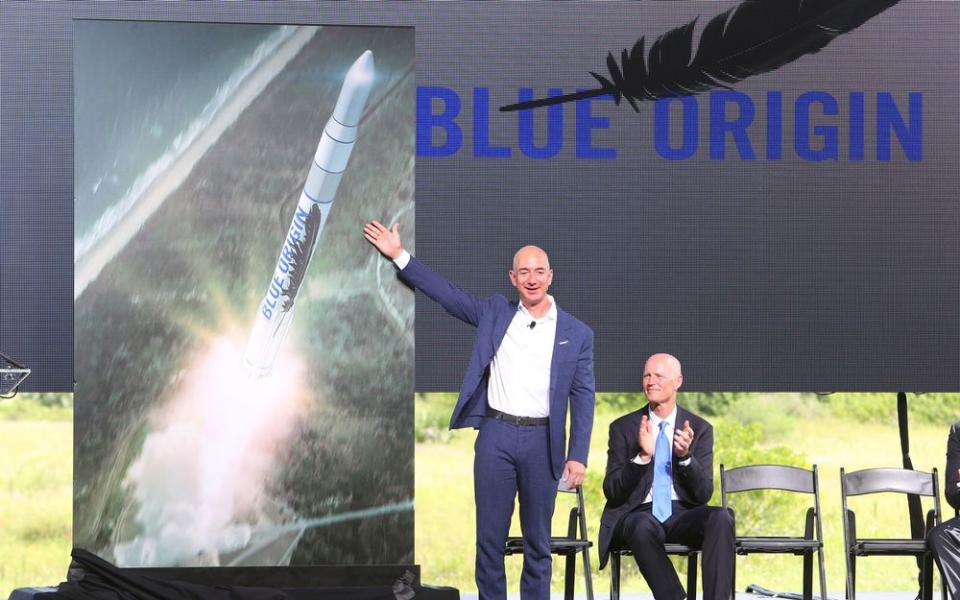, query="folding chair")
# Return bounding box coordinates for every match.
[840,467,942,600]
[609,544,699,600]
[505,484,594,600]
[721,464,827,600]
